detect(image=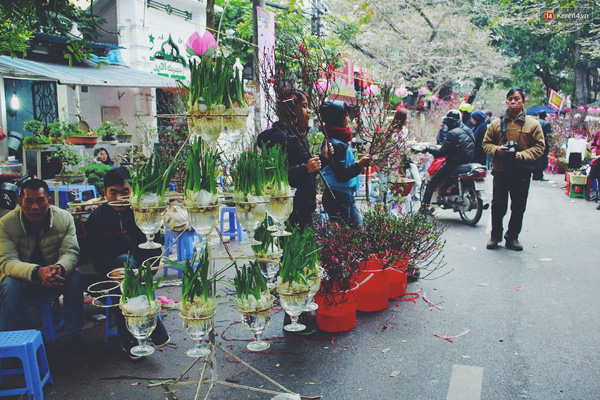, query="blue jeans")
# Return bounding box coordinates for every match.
[0,271,84,336]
